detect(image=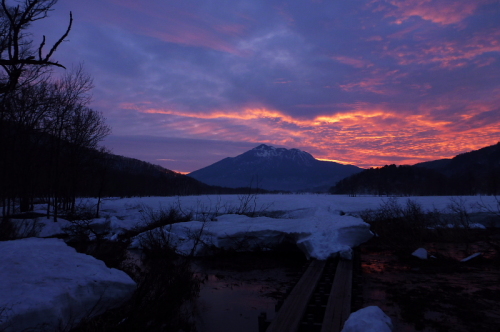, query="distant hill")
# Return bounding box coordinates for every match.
[416,142,500,195]
[413,158,452,172]
[98,153,210,197]
[415,142,500,176]
[188,144,362,192]
[332,142,500,196]
[331,164,449,196]
[92,153,271,197]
